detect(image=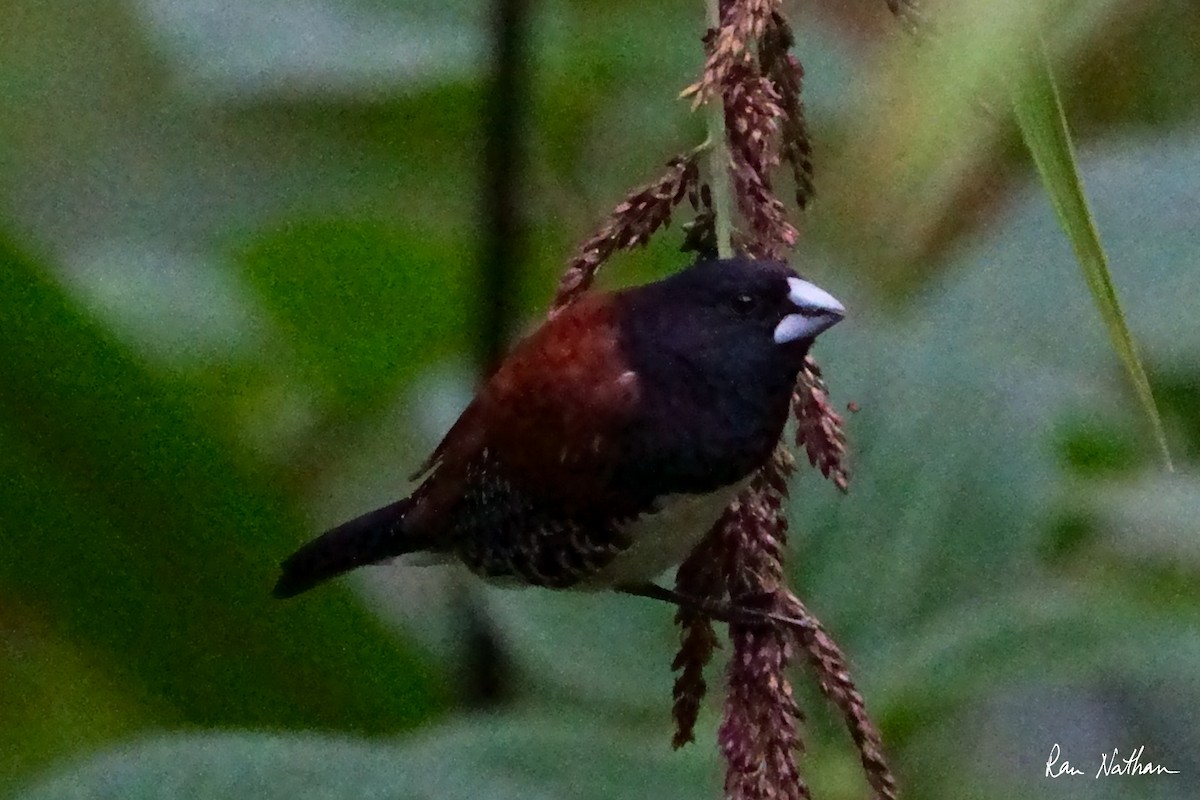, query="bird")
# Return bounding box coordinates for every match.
[273,257,844,603]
